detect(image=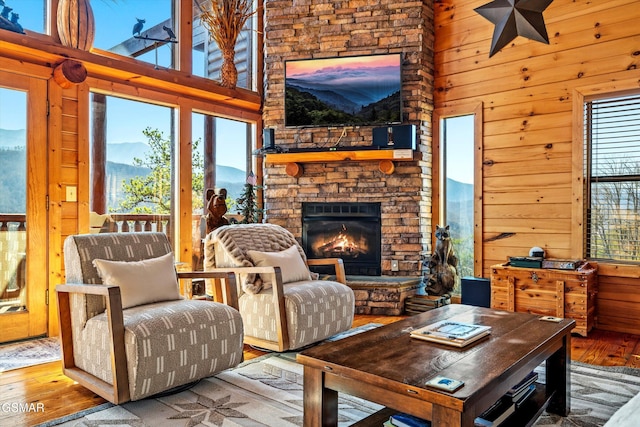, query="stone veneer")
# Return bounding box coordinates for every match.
[262,0,435,276]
